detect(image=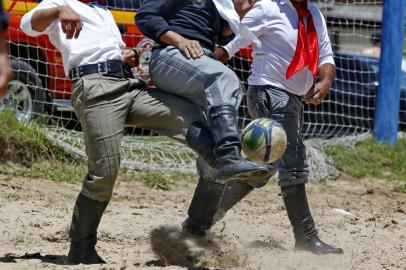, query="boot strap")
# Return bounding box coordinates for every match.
[208,105,236,118]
